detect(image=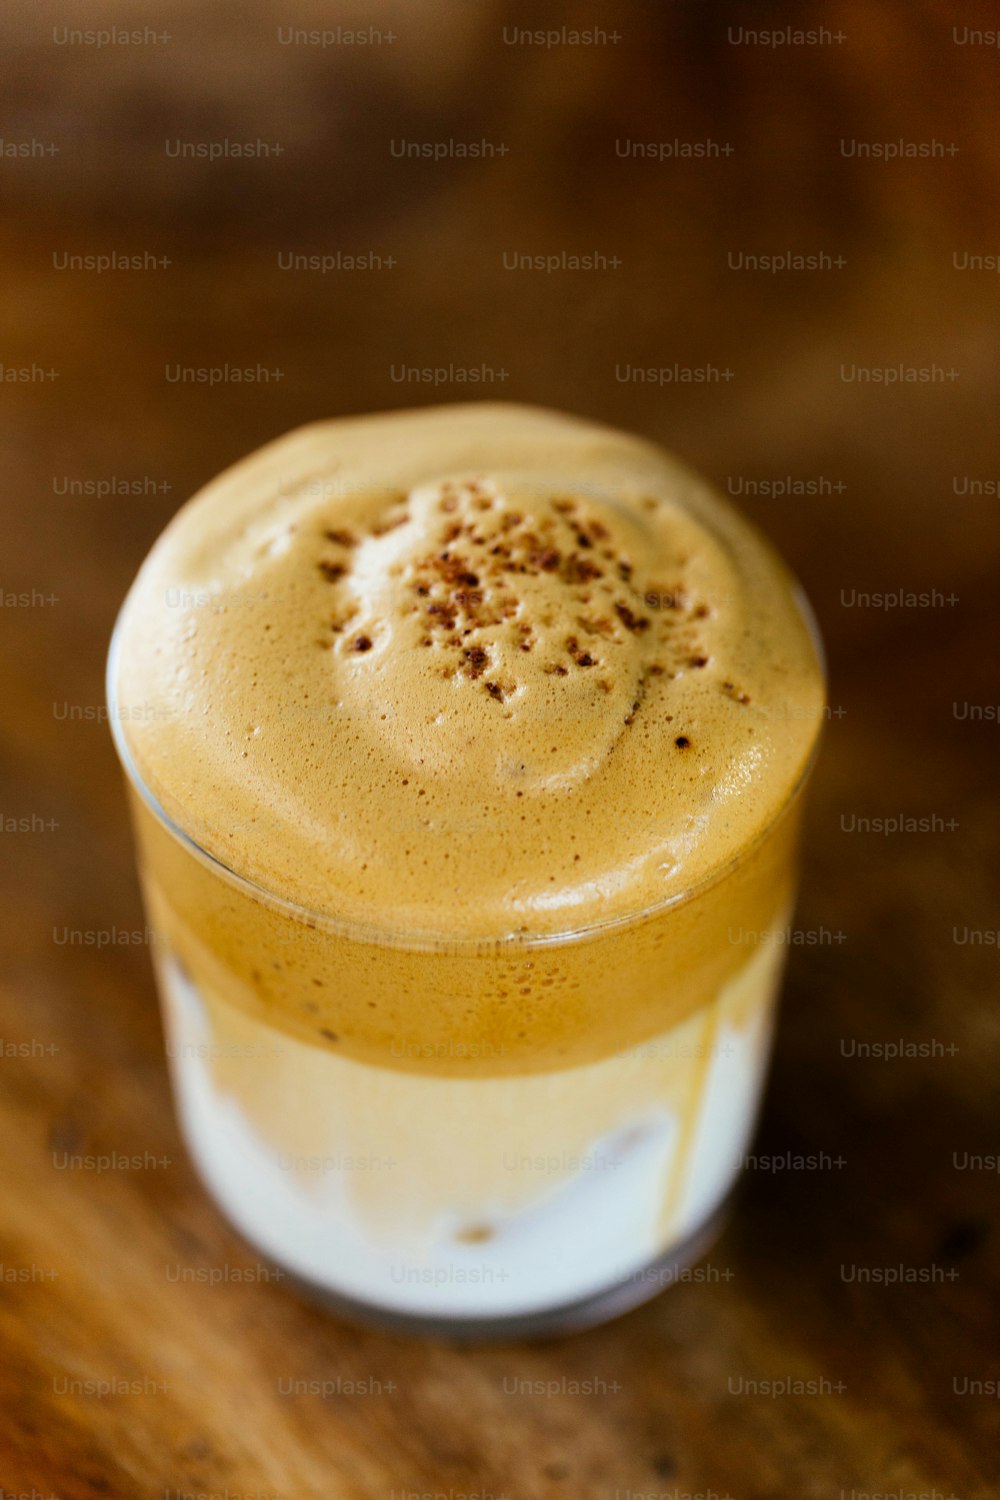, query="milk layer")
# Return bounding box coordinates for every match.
[156,937,782,1319]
